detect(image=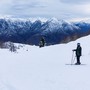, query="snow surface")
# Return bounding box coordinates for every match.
[0,35,90,90]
